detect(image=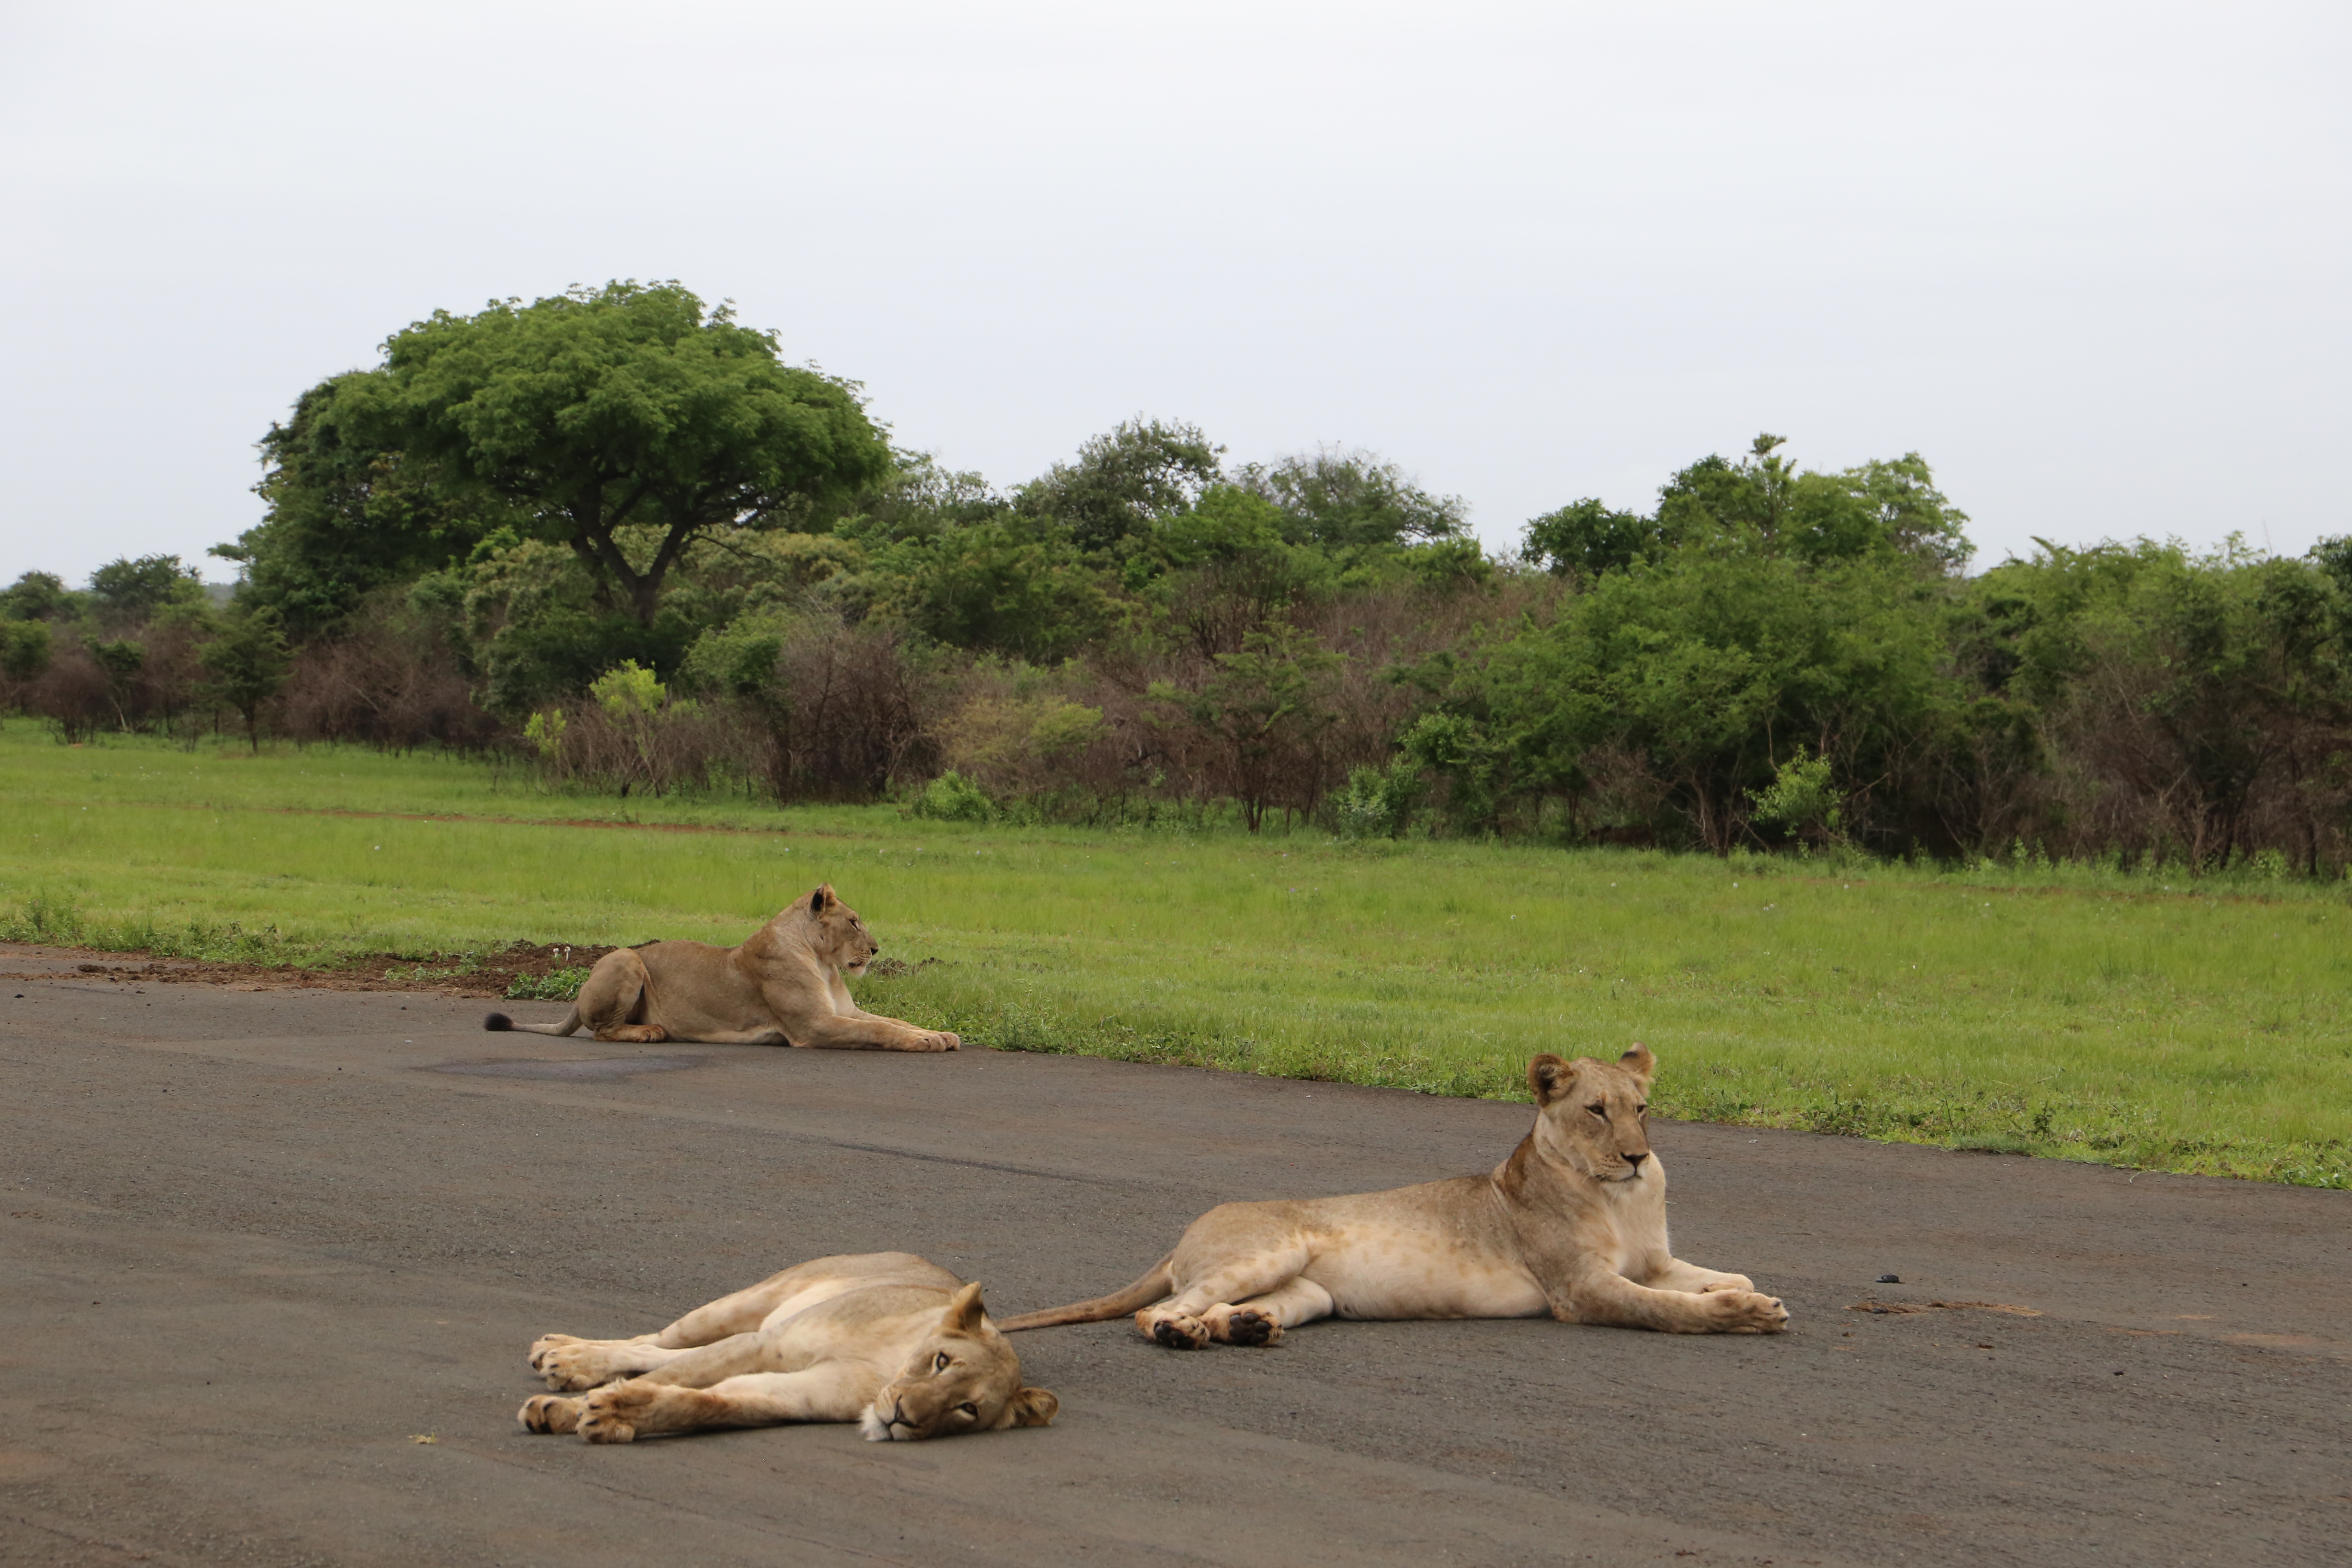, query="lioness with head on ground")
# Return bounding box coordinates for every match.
[519,1252,1058,1443]
[1001,1046,1787,1345]
[484,883,958,1050]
